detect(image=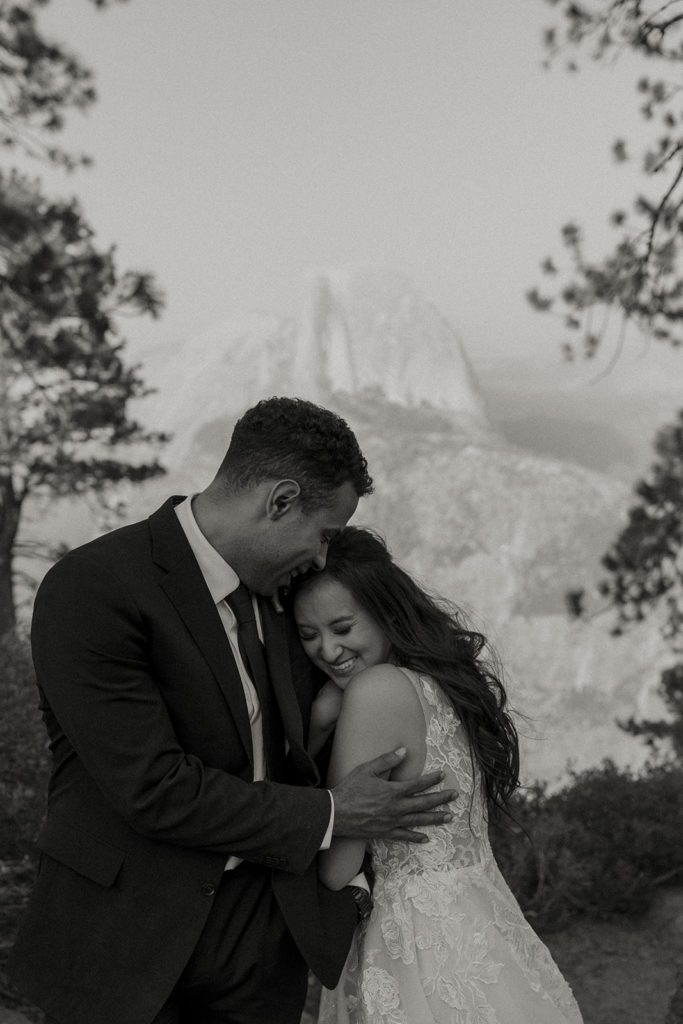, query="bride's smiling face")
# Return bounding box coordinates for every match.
[294,577,392,689]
